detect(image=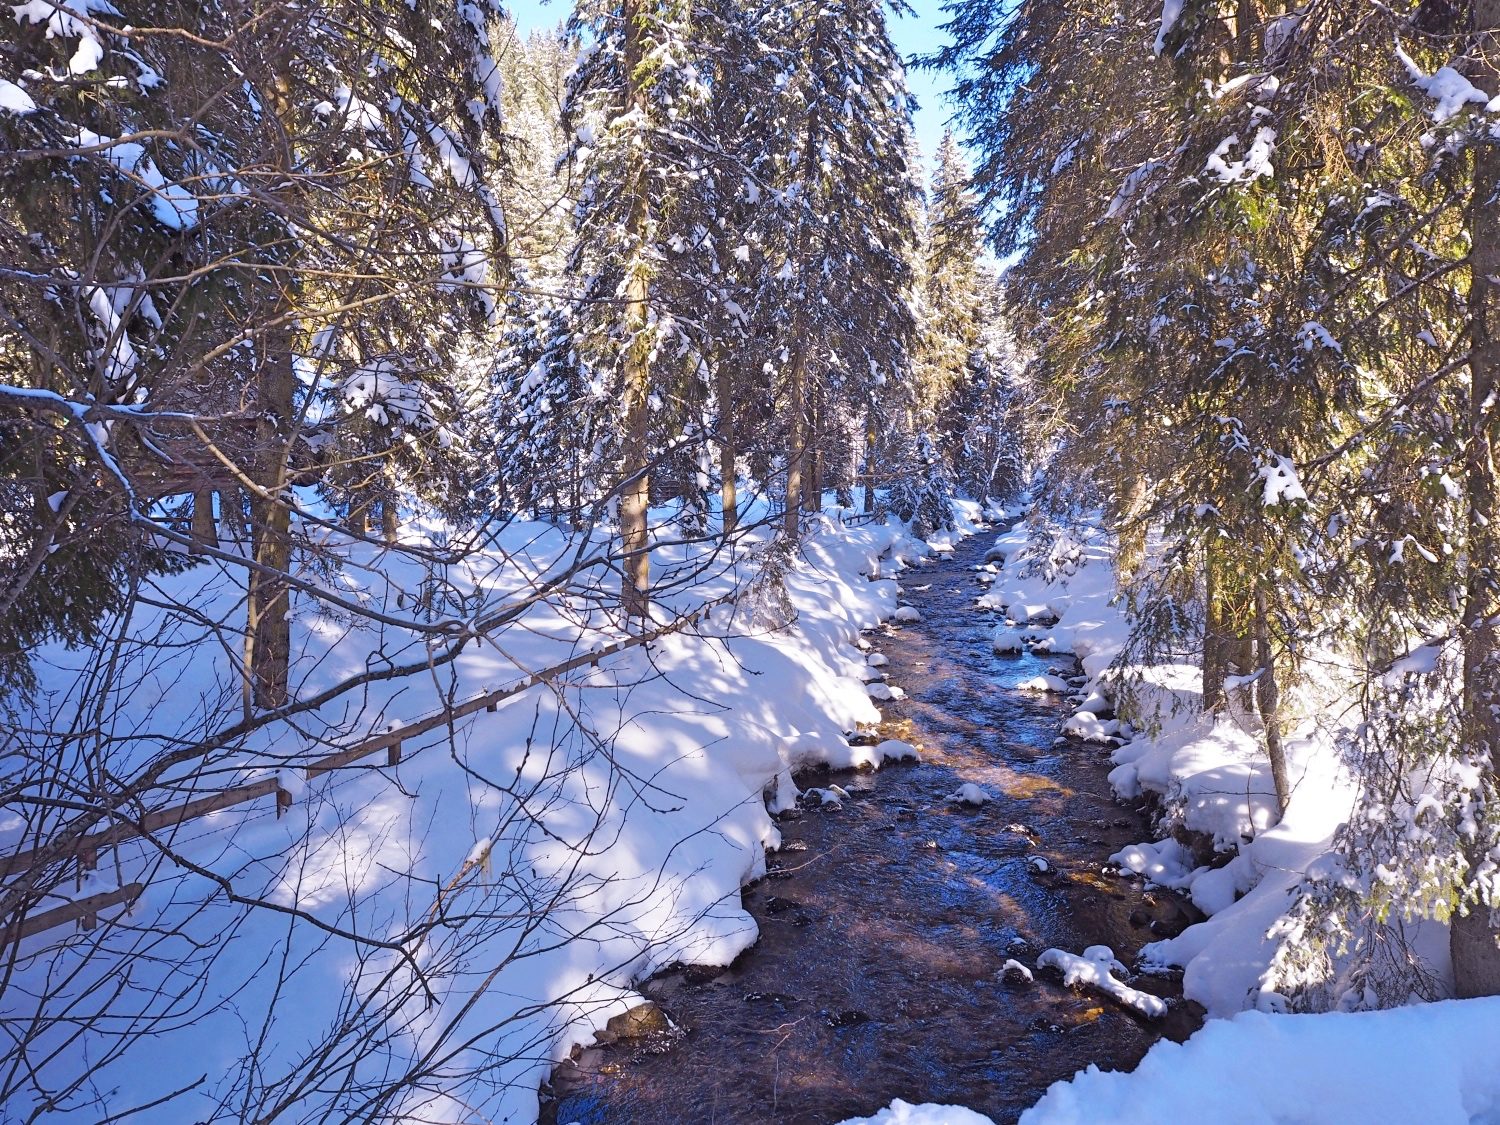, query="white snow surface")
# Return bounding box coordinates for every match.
[1397,46,1500,124]
[1153,0,1185,55]
[1022,998,1500,1125]
[948,782,991,806]
[10,0,116,75]
[0,77,37,114]
[838,1101,998,1125]
[1038,946,1167,1020]
[5,506,923,1122]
